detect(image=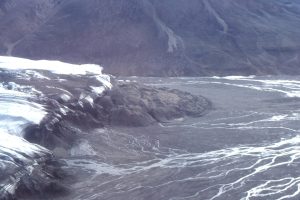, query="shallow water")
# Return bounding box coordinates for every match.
[61,76,300,200]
